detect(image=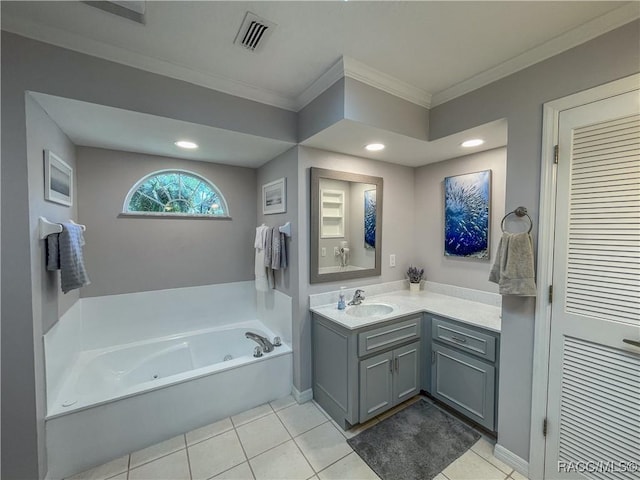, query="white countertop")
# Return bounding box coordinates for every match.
[310,289,501,332]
